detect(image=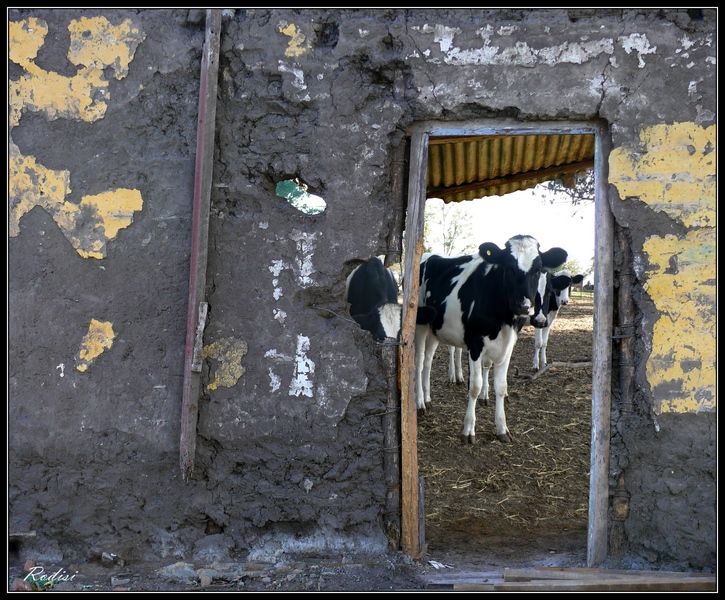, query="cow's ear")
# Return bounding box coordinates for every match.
[479,242,504,263]
[541,247,567,269]
[572,274,585,285]
[551,274,572,291]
